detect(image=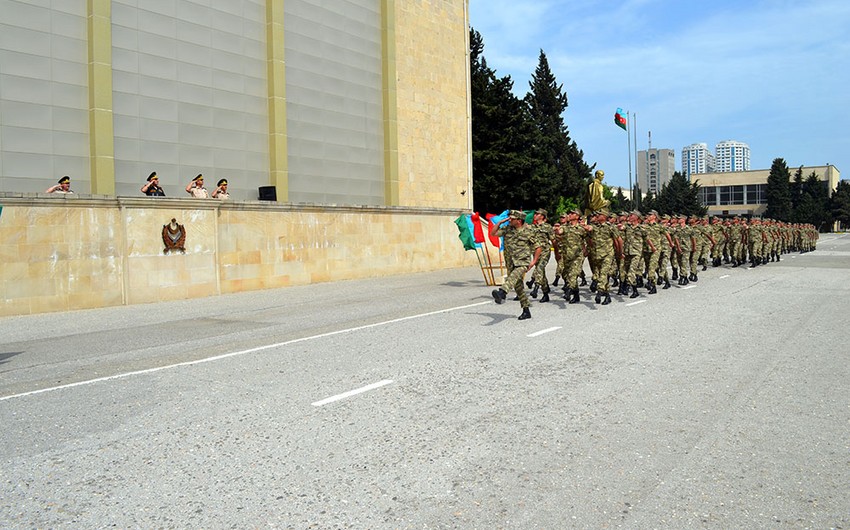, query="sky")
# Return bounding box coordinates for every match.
[468,0,850,191]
